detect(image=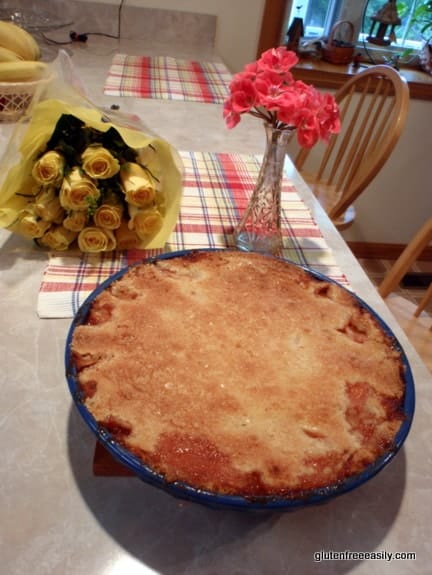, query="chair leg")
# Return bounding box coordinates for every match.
[378,218,432,298]
[414,283,432,324]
